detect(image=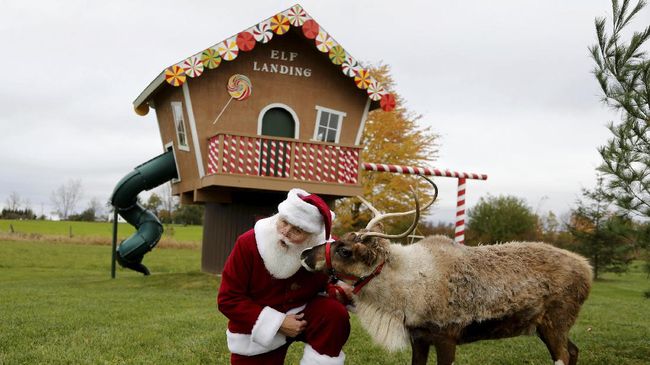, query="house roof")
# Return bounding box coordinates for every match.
[132,4,395,116]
